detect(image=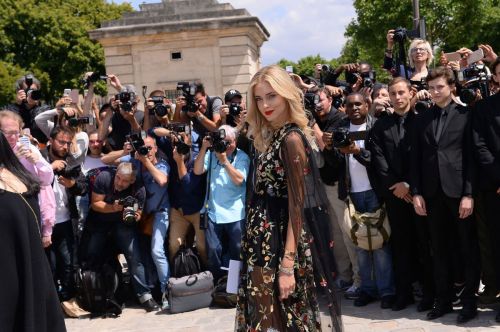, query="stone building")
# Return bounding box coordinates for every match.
[89,0,269,100]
